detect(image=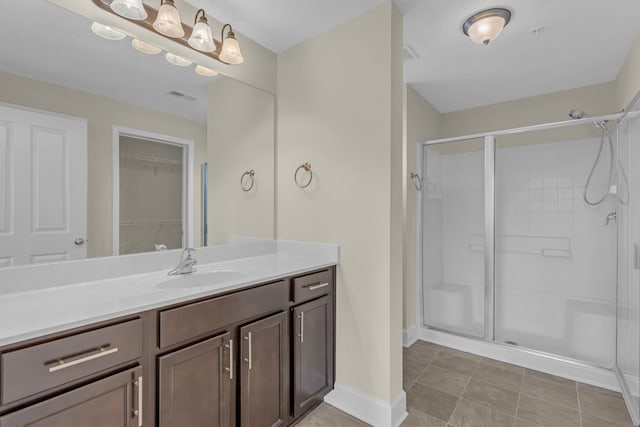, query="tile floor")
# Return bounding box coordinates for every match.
[296,340,635,427]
